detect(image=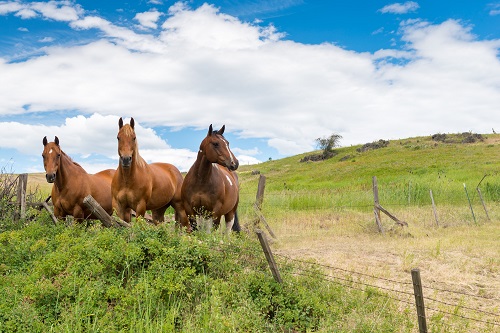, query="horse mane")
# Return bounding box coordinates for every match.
[60,149,84,169]
[120,124,147,168]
